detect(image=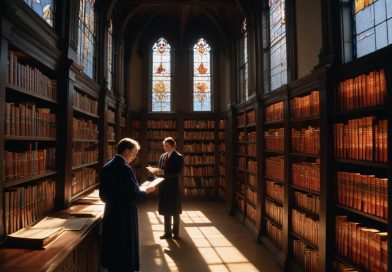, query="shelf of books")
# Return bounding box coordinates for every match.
[106,104,116,161]
[2,46,58,237]
[119,113,127,139]
[183,119,216,199]
[288,89,320,272]
[71,87,99,201]
[218,117,226,201]
[235,107,258,229]
[331,68,389,272]
[262,100,285,254]
[130,118,141,180]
